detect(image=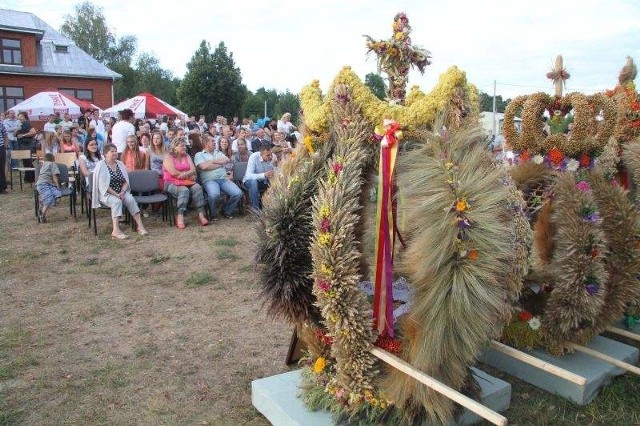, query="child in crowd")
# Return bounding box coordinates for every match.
[36,153,61,222]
